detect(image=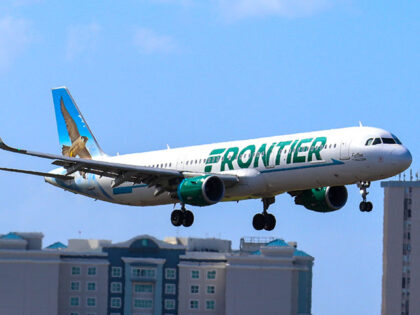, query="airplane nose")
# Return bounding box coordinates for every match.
[392,147,412,172]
